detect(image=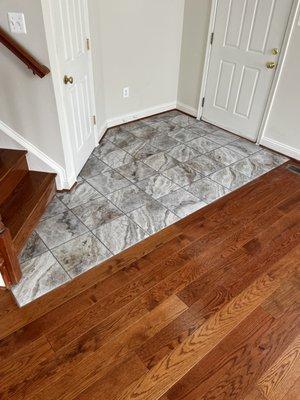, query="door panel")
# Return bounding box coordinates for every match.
[203,0,293,141]
[51,0,96,175]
